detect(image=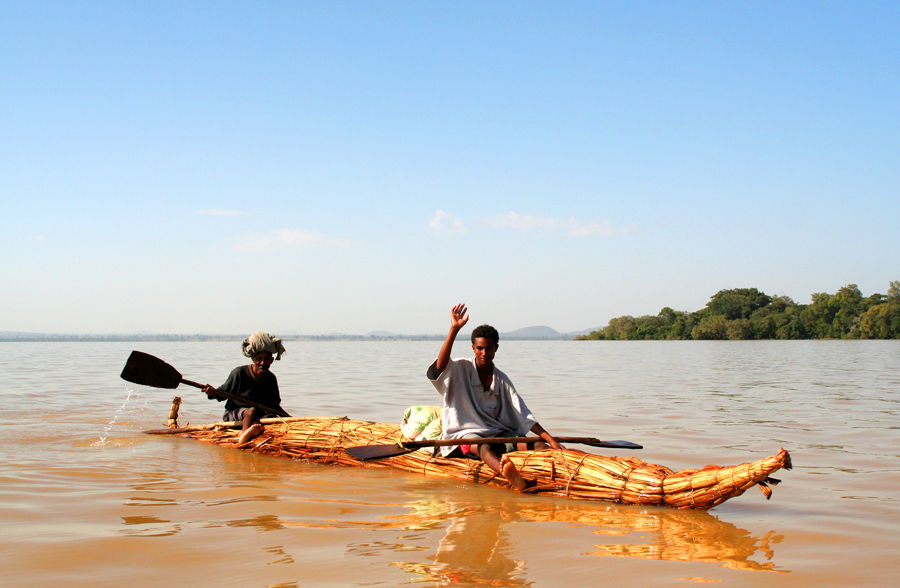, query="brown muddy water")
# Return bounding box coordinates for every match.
[2,340,898,587]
